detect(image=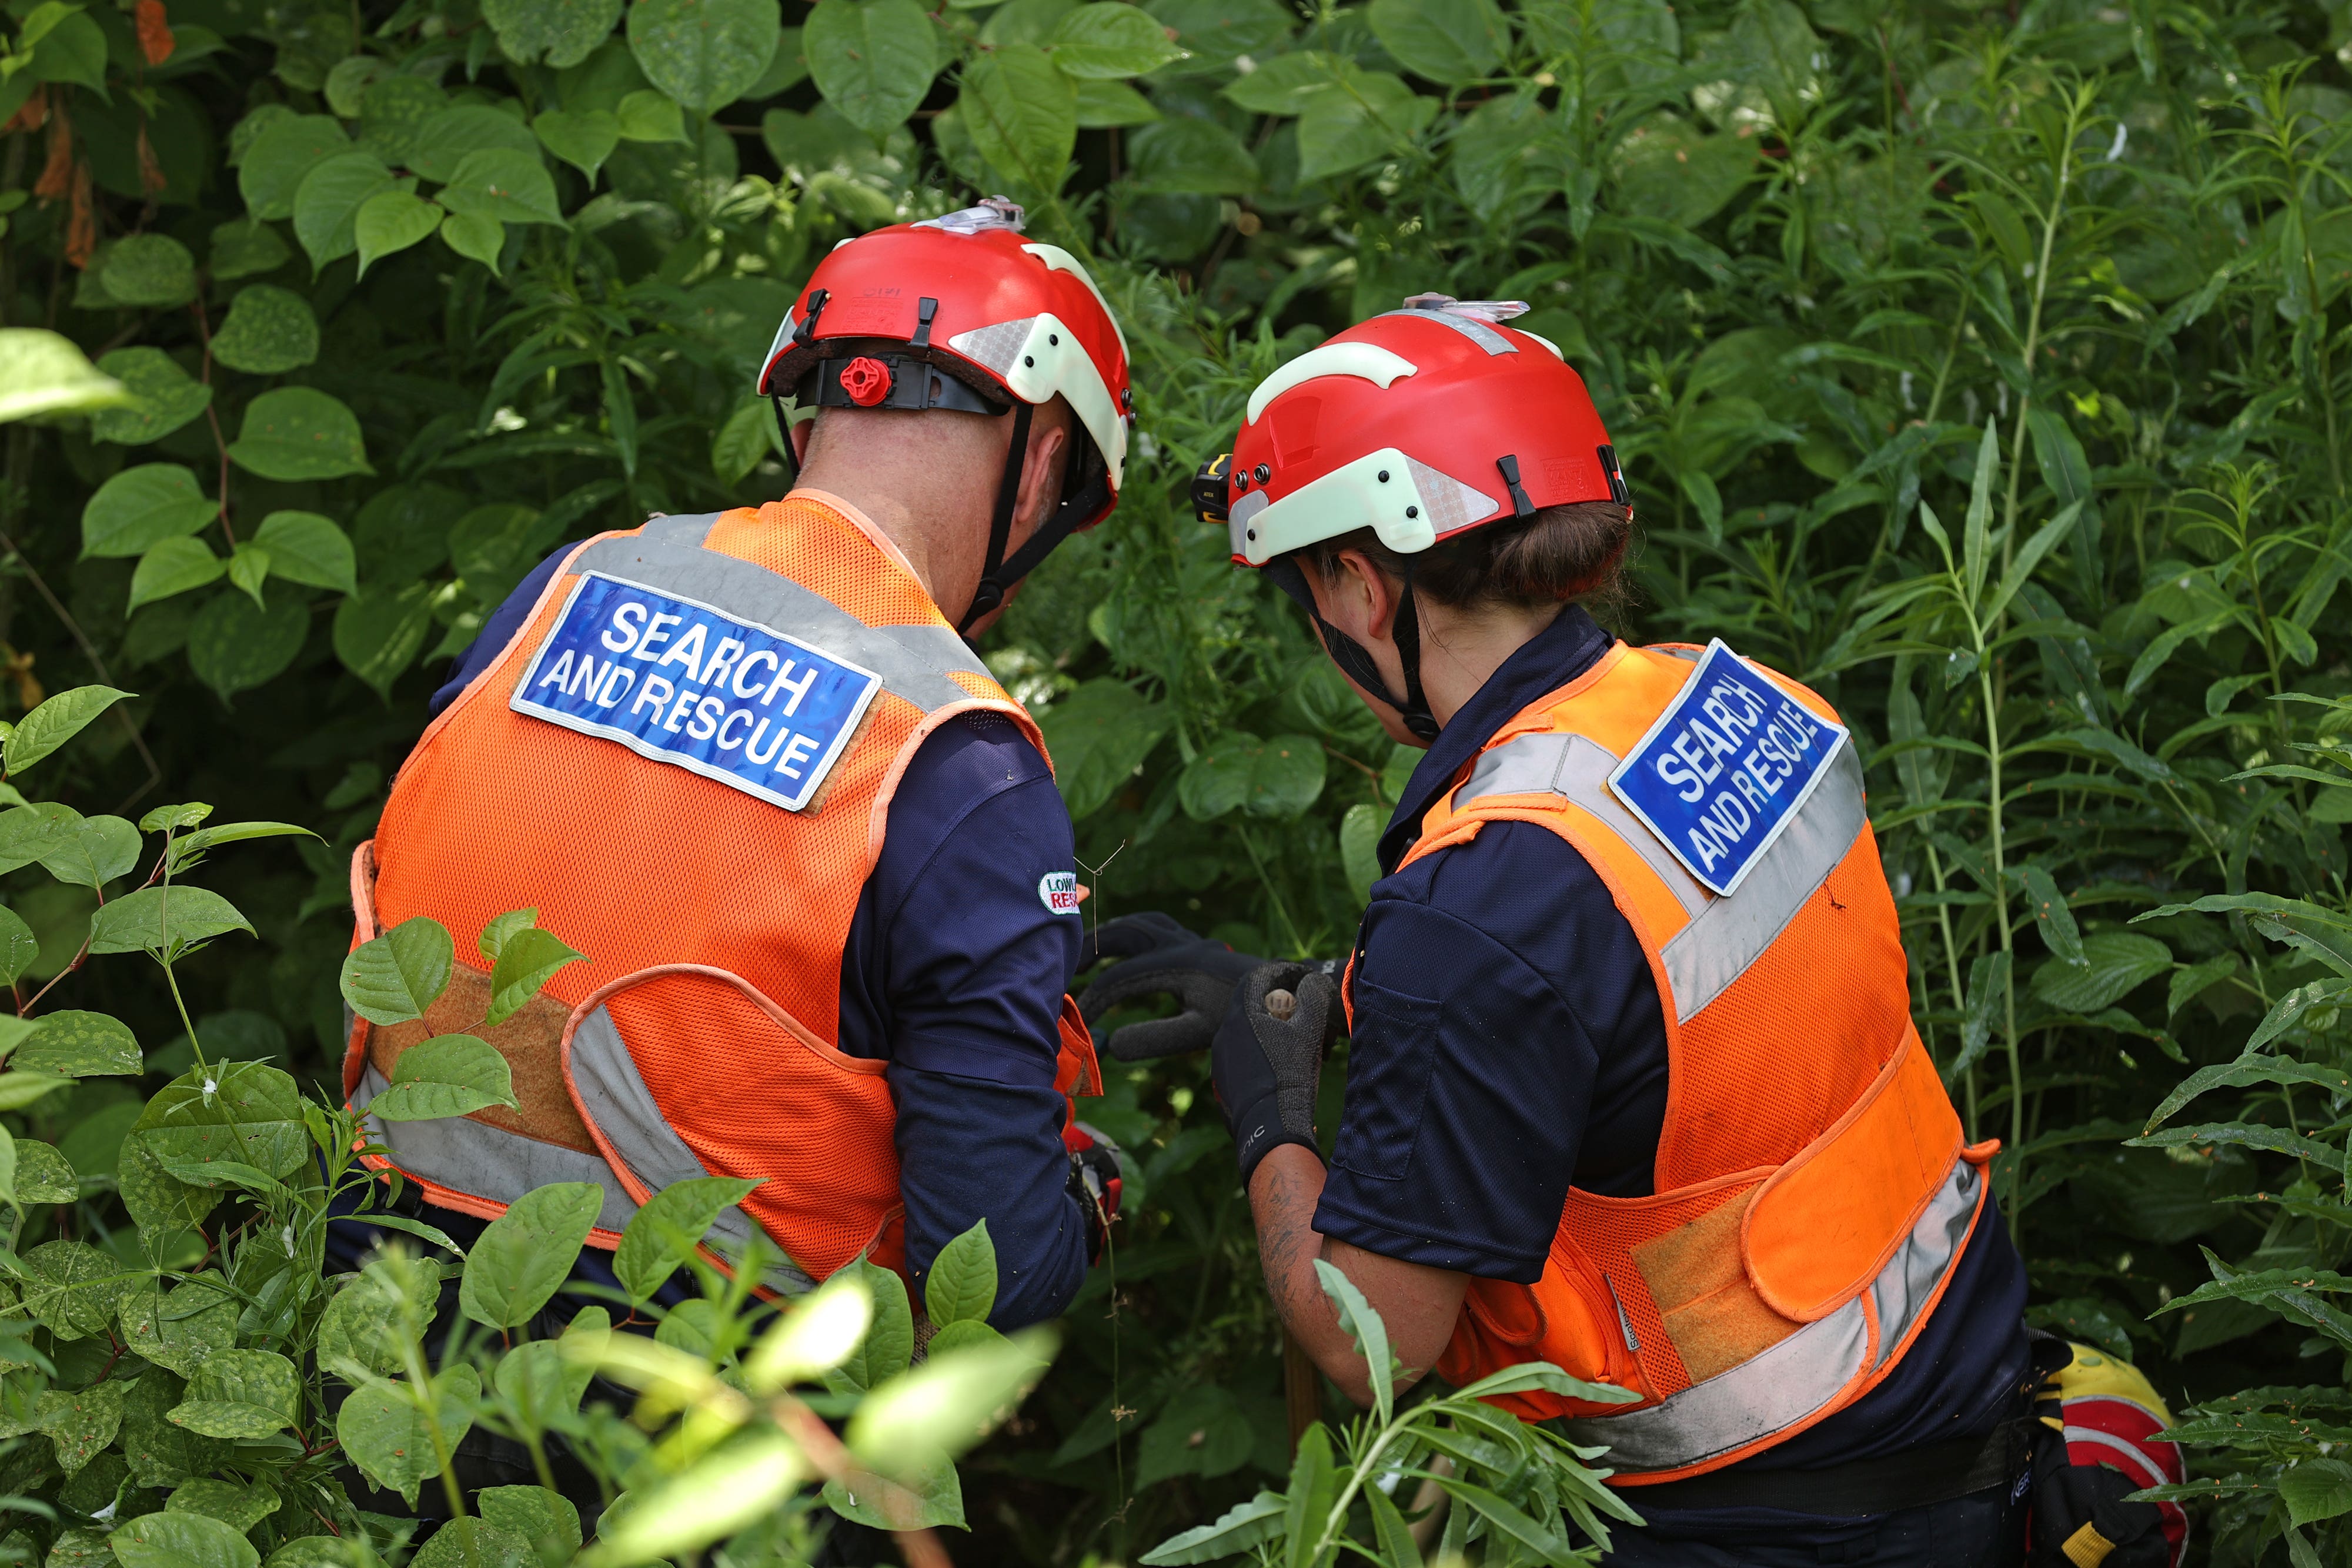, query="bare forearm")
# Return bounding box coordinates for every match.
[1247,1145,1469,1407]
